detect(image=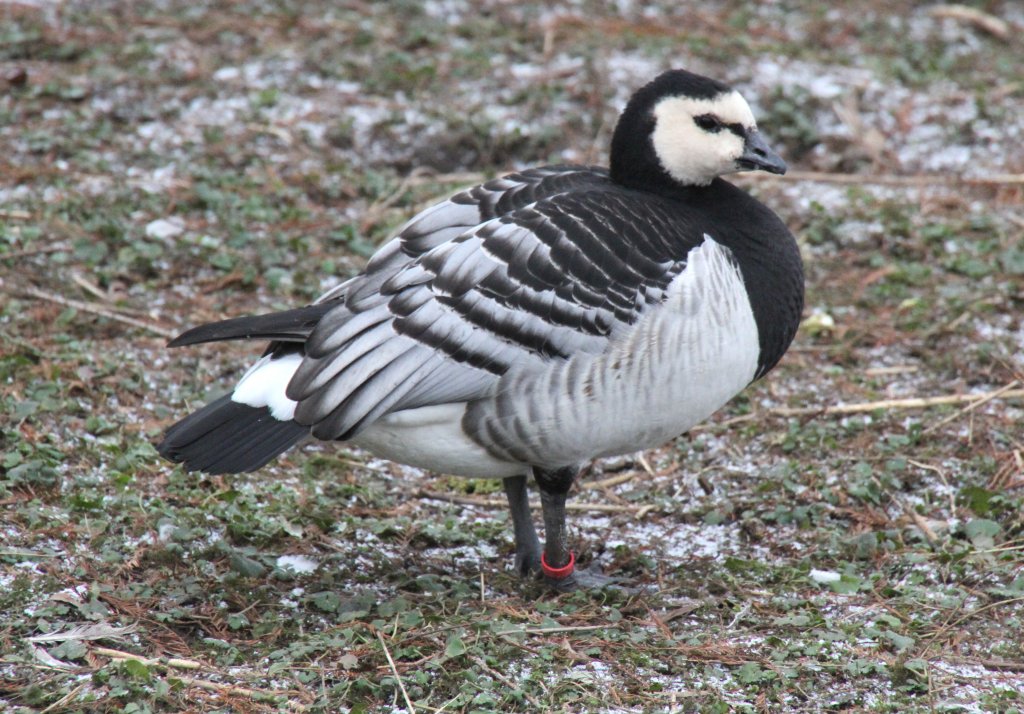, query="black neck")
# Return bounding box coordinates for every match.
[609,108,693,198]
[659,179,805,380]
